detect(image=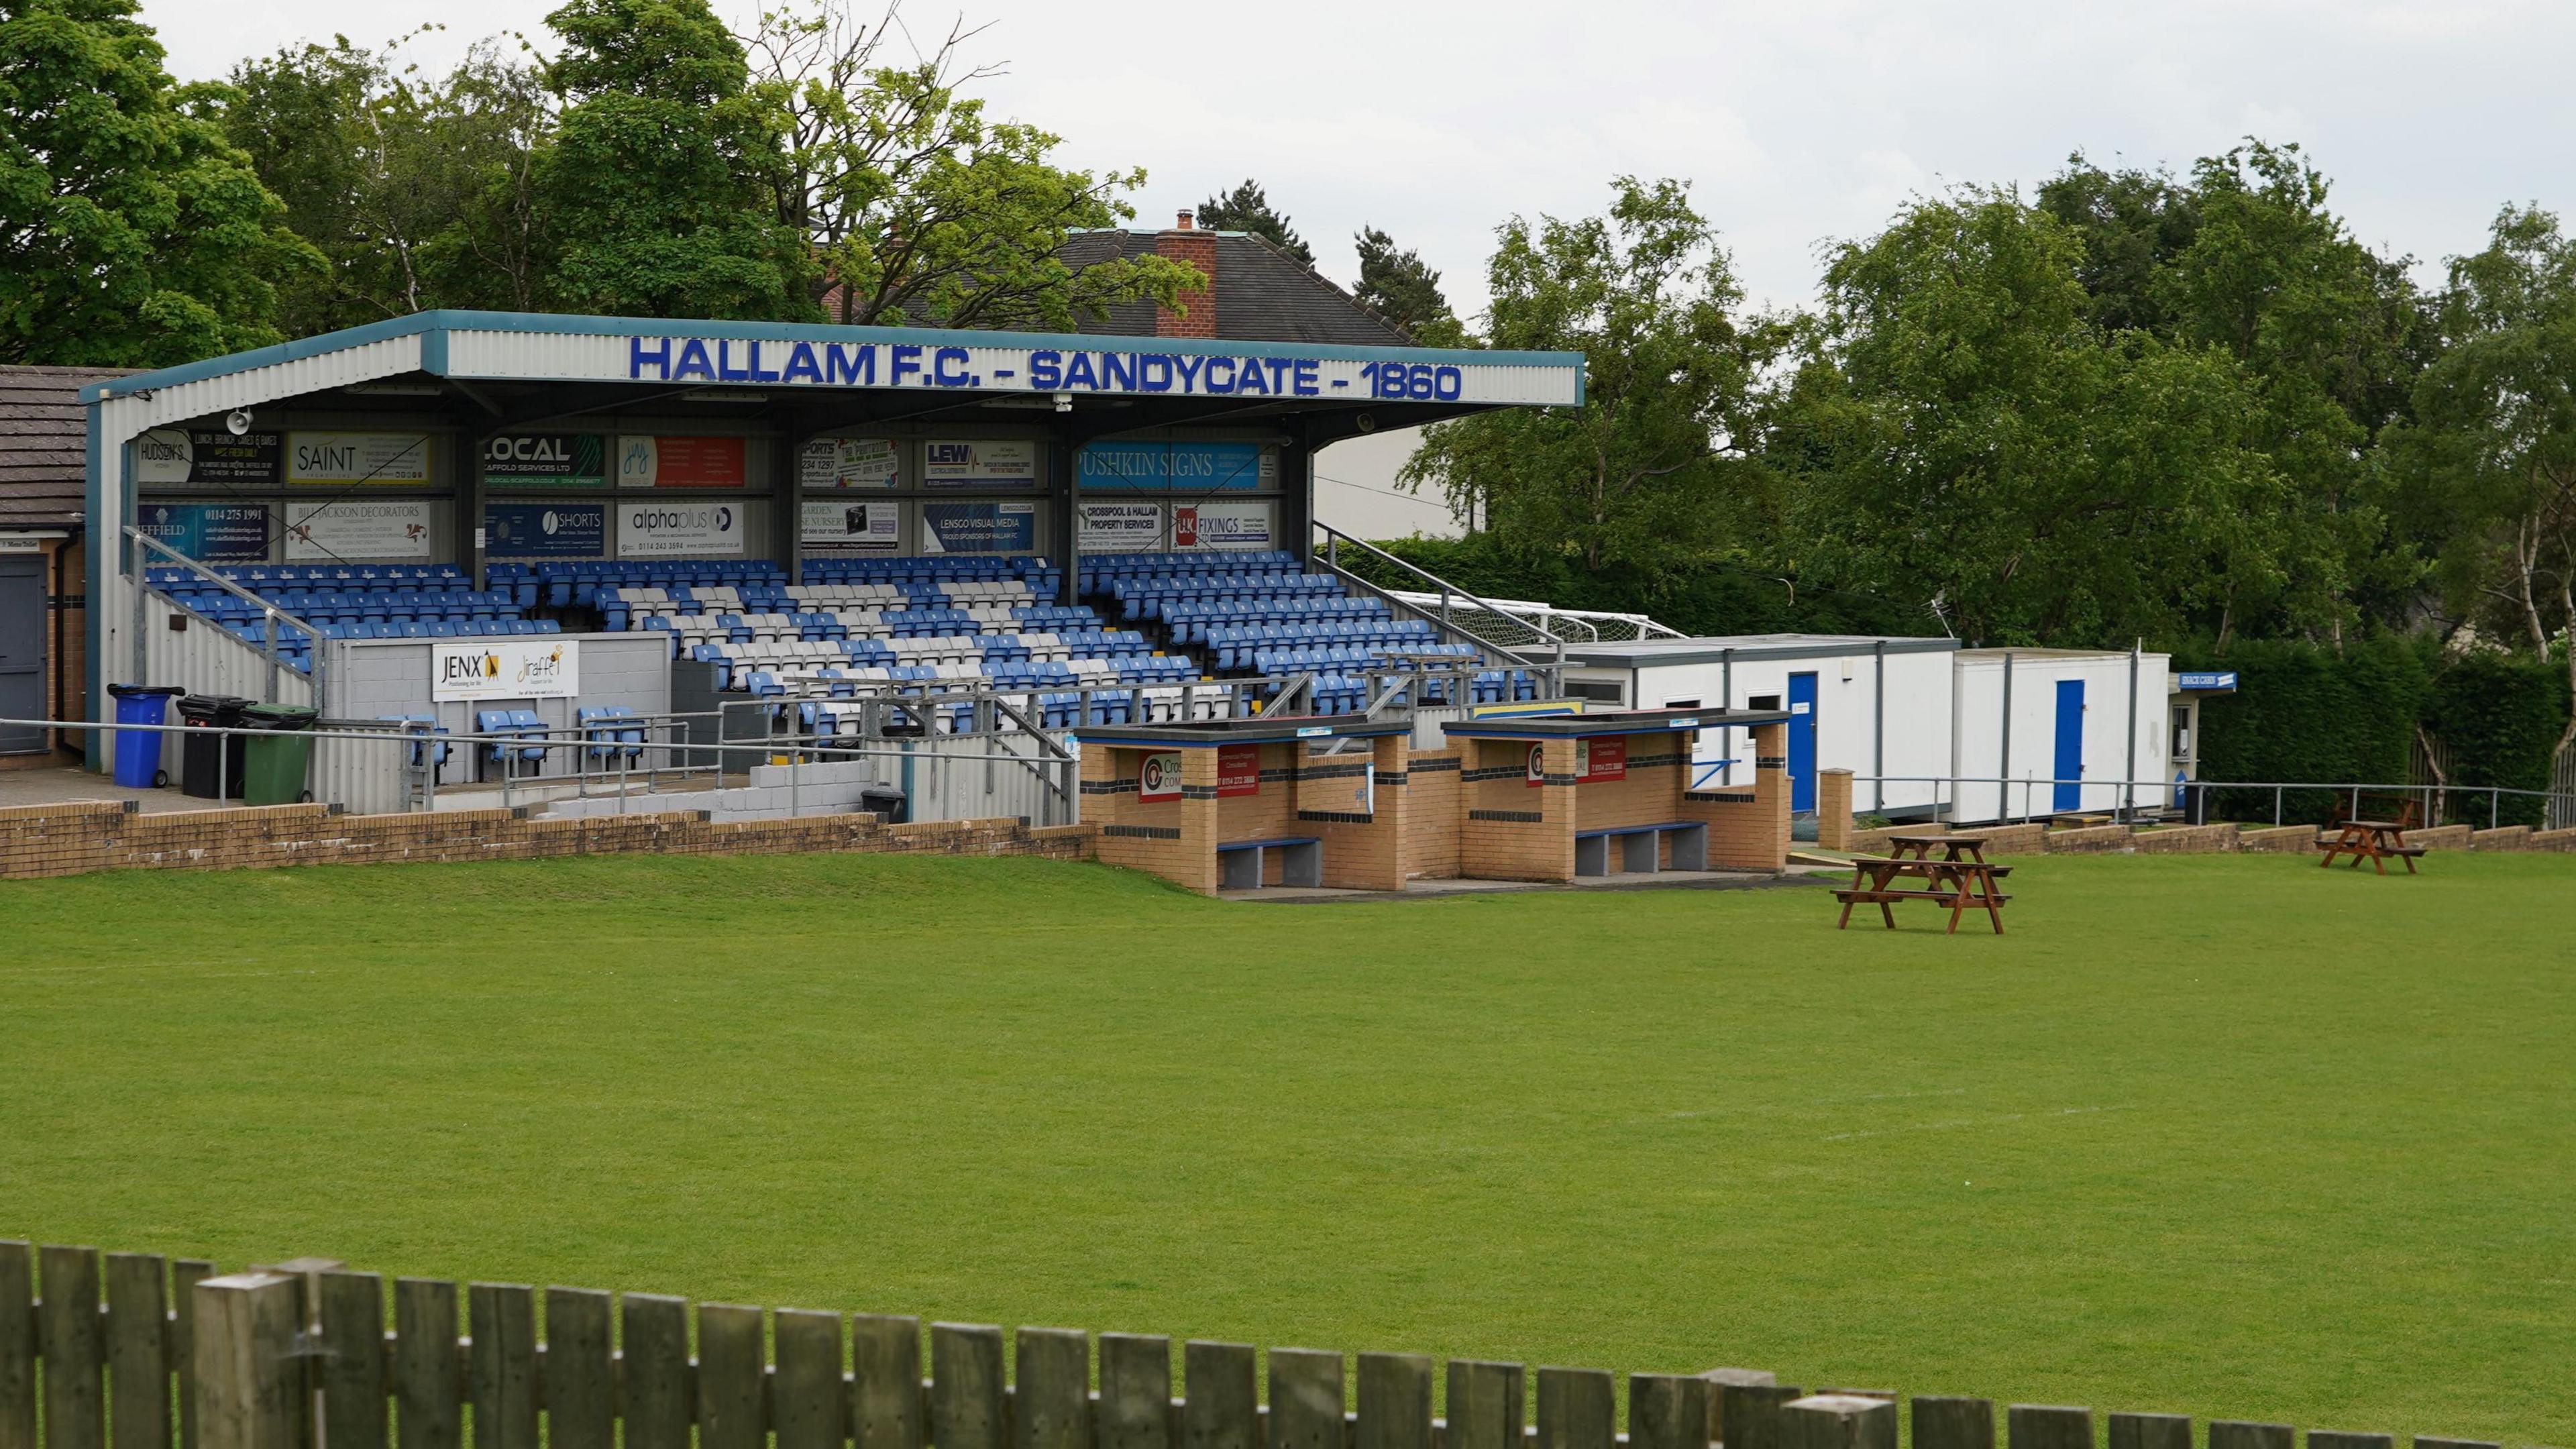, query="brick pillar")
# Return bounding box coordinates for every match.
[1749,722,1790,869]
[1536,736,1578,882]
[1177,745,1220,894]
[1350,734,1408,892]
[1155,216,1216,338]
[1817,768,1854,850]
